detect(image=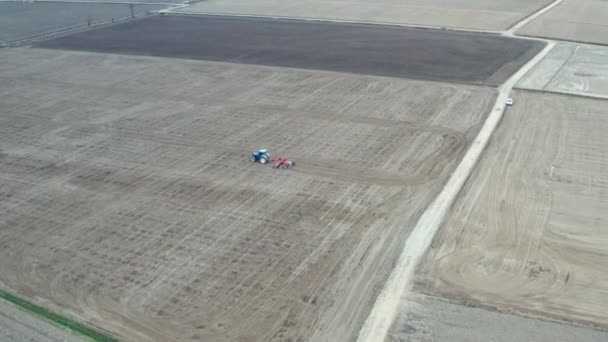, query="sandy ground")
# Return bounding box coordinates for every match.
[0,299,86,342]
[415,90,608,330]
[518,43,608,98]
[0,48,495,342]
[387,293,608,342]
[35,15,543,86]
[177,0,552,31]
[517,0,608,45]
[0,1,163,45]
